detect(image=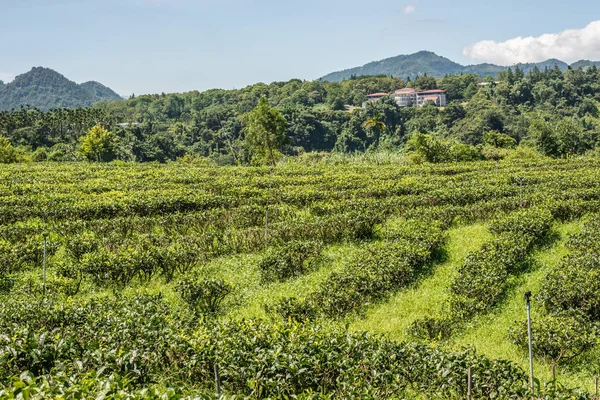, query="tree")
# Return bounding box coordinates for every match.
[0,136,18,163]
[530,119,559,157]
[364,113,386,149]
[244,96,288,165]
[79,124,116,162]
